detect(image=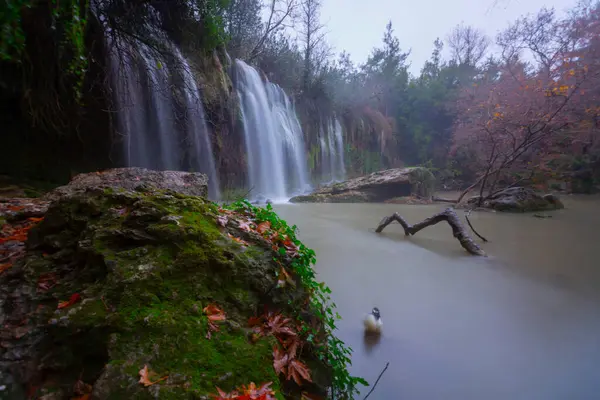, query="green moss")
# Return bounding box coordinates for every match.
[17,187,347,398]
[409,167,436,197]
